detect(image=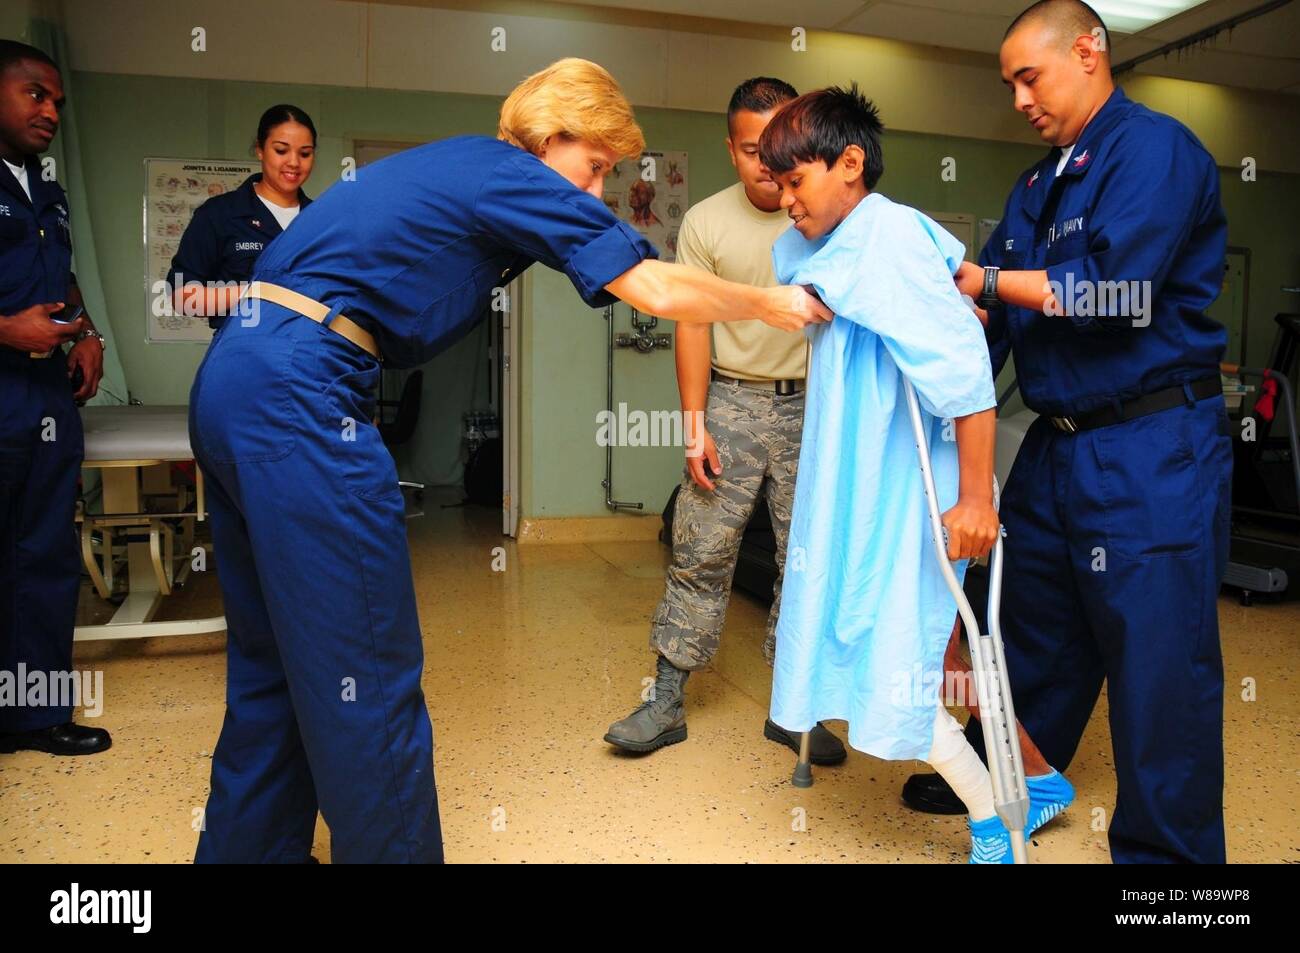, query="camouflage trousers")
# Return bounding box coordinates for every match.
[651,378,804,670]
